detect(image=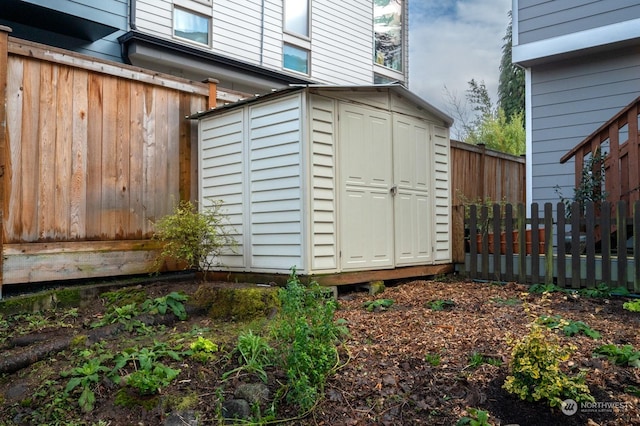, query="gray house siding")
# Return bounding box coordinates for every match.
[530,47,640,206]
[1,0,128,62]
[518,0,640,45]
